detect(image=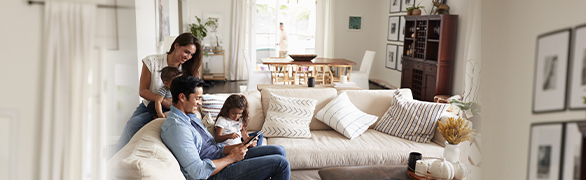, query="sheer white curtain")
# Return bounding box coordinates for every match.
[463,0,481,103]
[39,1,99,180]
[315,0,335,58]
[228,0,256,80]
